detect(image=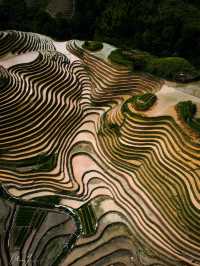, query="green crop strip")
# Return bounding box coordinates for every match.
[77,203,97,237]
[0,153,58,172]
